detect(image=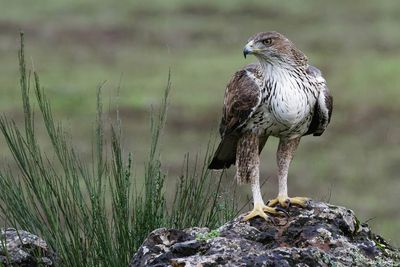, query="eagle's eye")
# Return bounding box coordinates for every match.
[262,38,273,46]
